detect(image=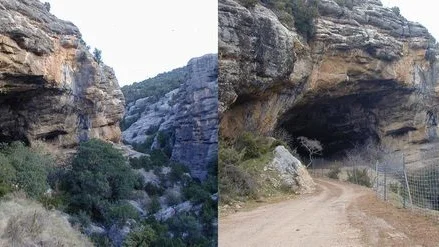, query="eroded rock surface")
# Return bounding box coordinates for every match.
[123,54,218,179]
[219,0,439,168]
[268,146,316,194]
[0,0,124,149]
